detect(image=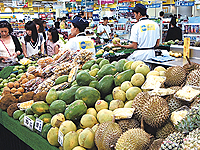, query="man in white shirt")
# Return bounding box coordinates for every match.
[114,4,160,61]
[97,17,111,43]
[65,17,95,58]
